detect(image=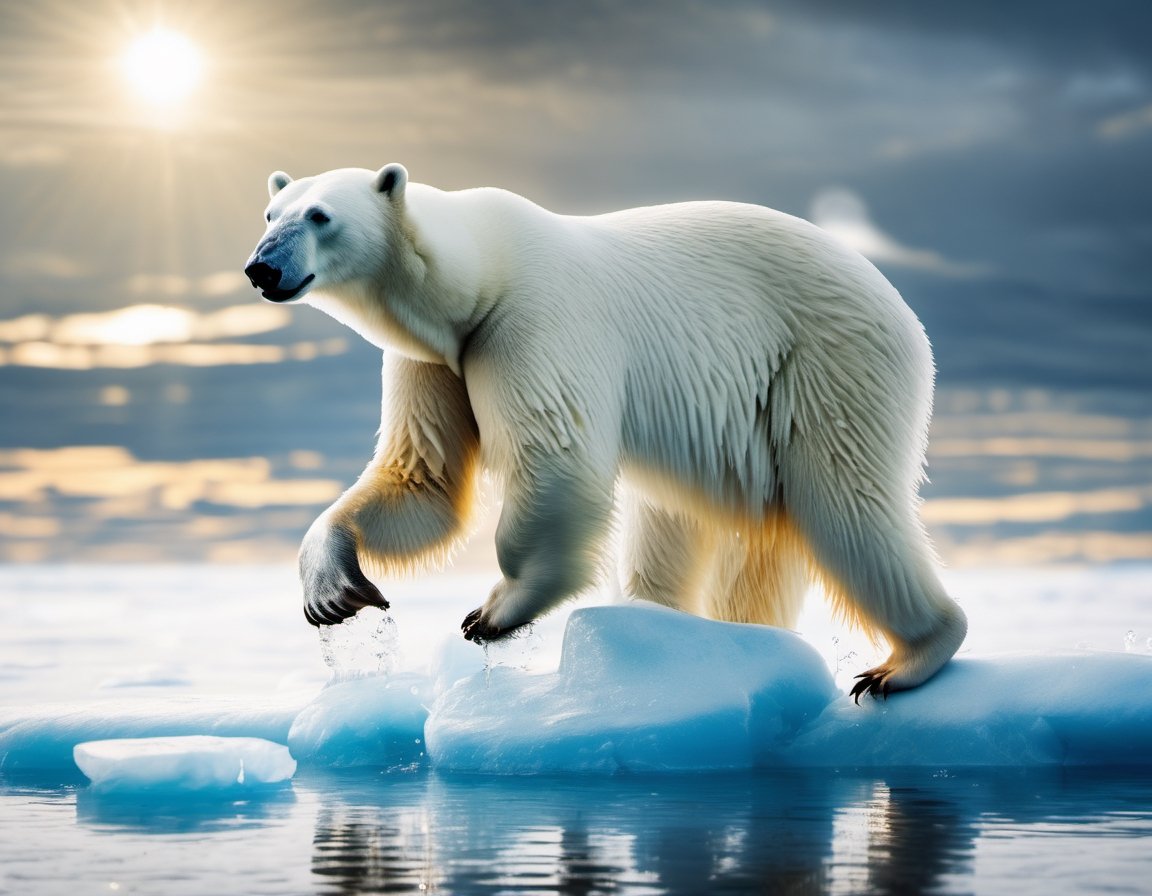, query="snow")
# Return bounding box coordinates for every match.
[1,567,1150,781]
[73,736,296,791]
